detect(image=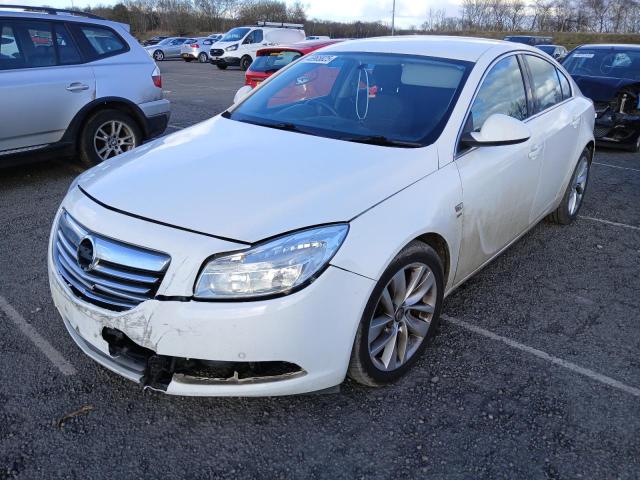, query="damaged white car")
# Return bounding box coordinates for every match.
[49,37,595,396]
